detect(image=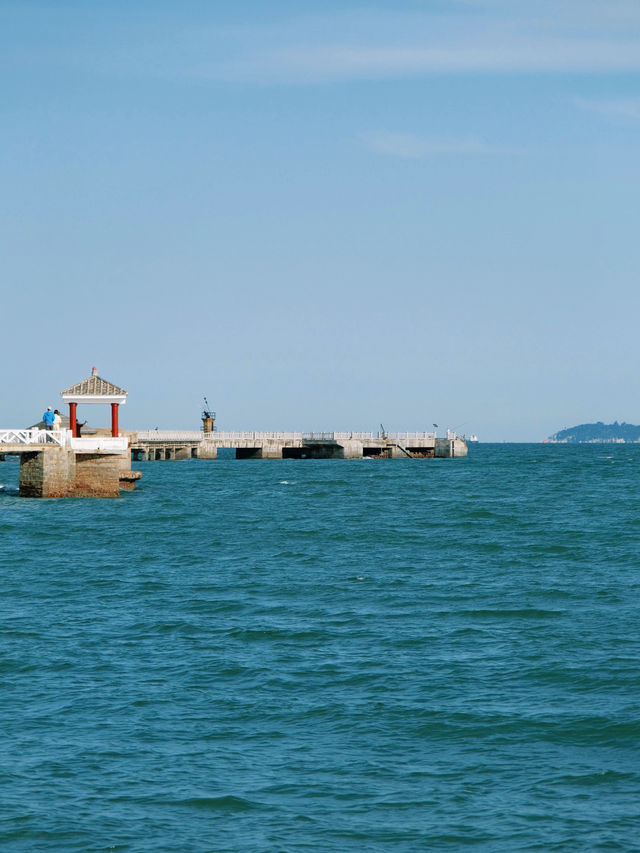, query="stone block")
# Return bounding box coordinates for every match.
[119,470,142,490]
[19,448,75,498]
[72,454,120,497]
